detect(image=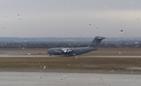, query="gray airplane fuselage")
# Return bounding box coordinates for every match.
[48,47,96,56]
